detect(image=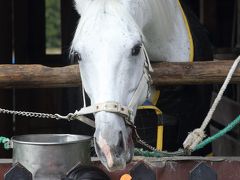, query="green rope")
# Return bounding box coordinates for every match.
[135,115,240,157]
[0,136,10,150]
[134,148,187,158]
[194,115,240,151]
